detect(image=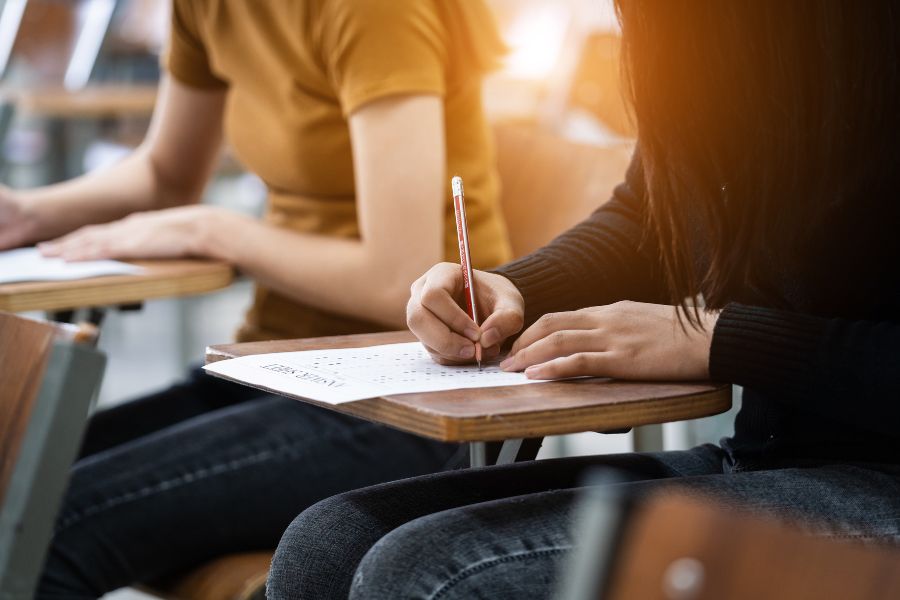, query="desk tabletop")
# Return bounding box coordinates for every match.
[0,85,158,119]
[206,332,732,443]
[0,259,234,312]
